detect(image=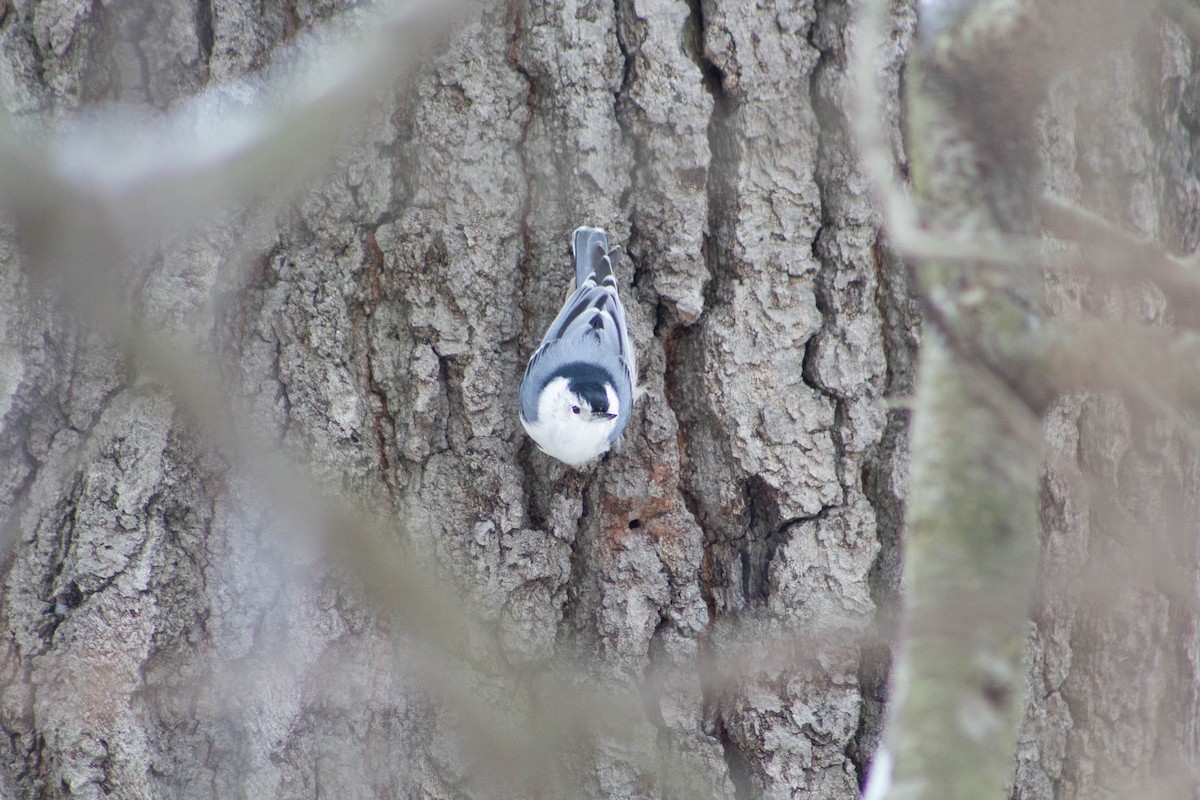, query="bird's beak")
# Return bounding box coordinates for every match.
[594,412,618,421]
